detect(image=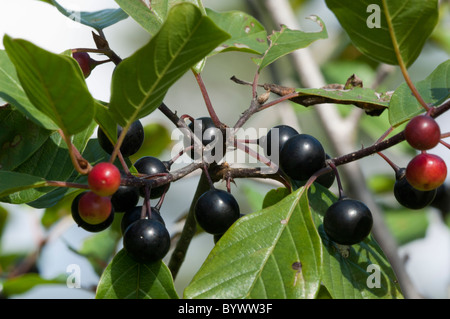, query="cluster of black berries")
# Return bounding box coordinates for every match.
[71,120,171,264]
[260,125,373,246]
